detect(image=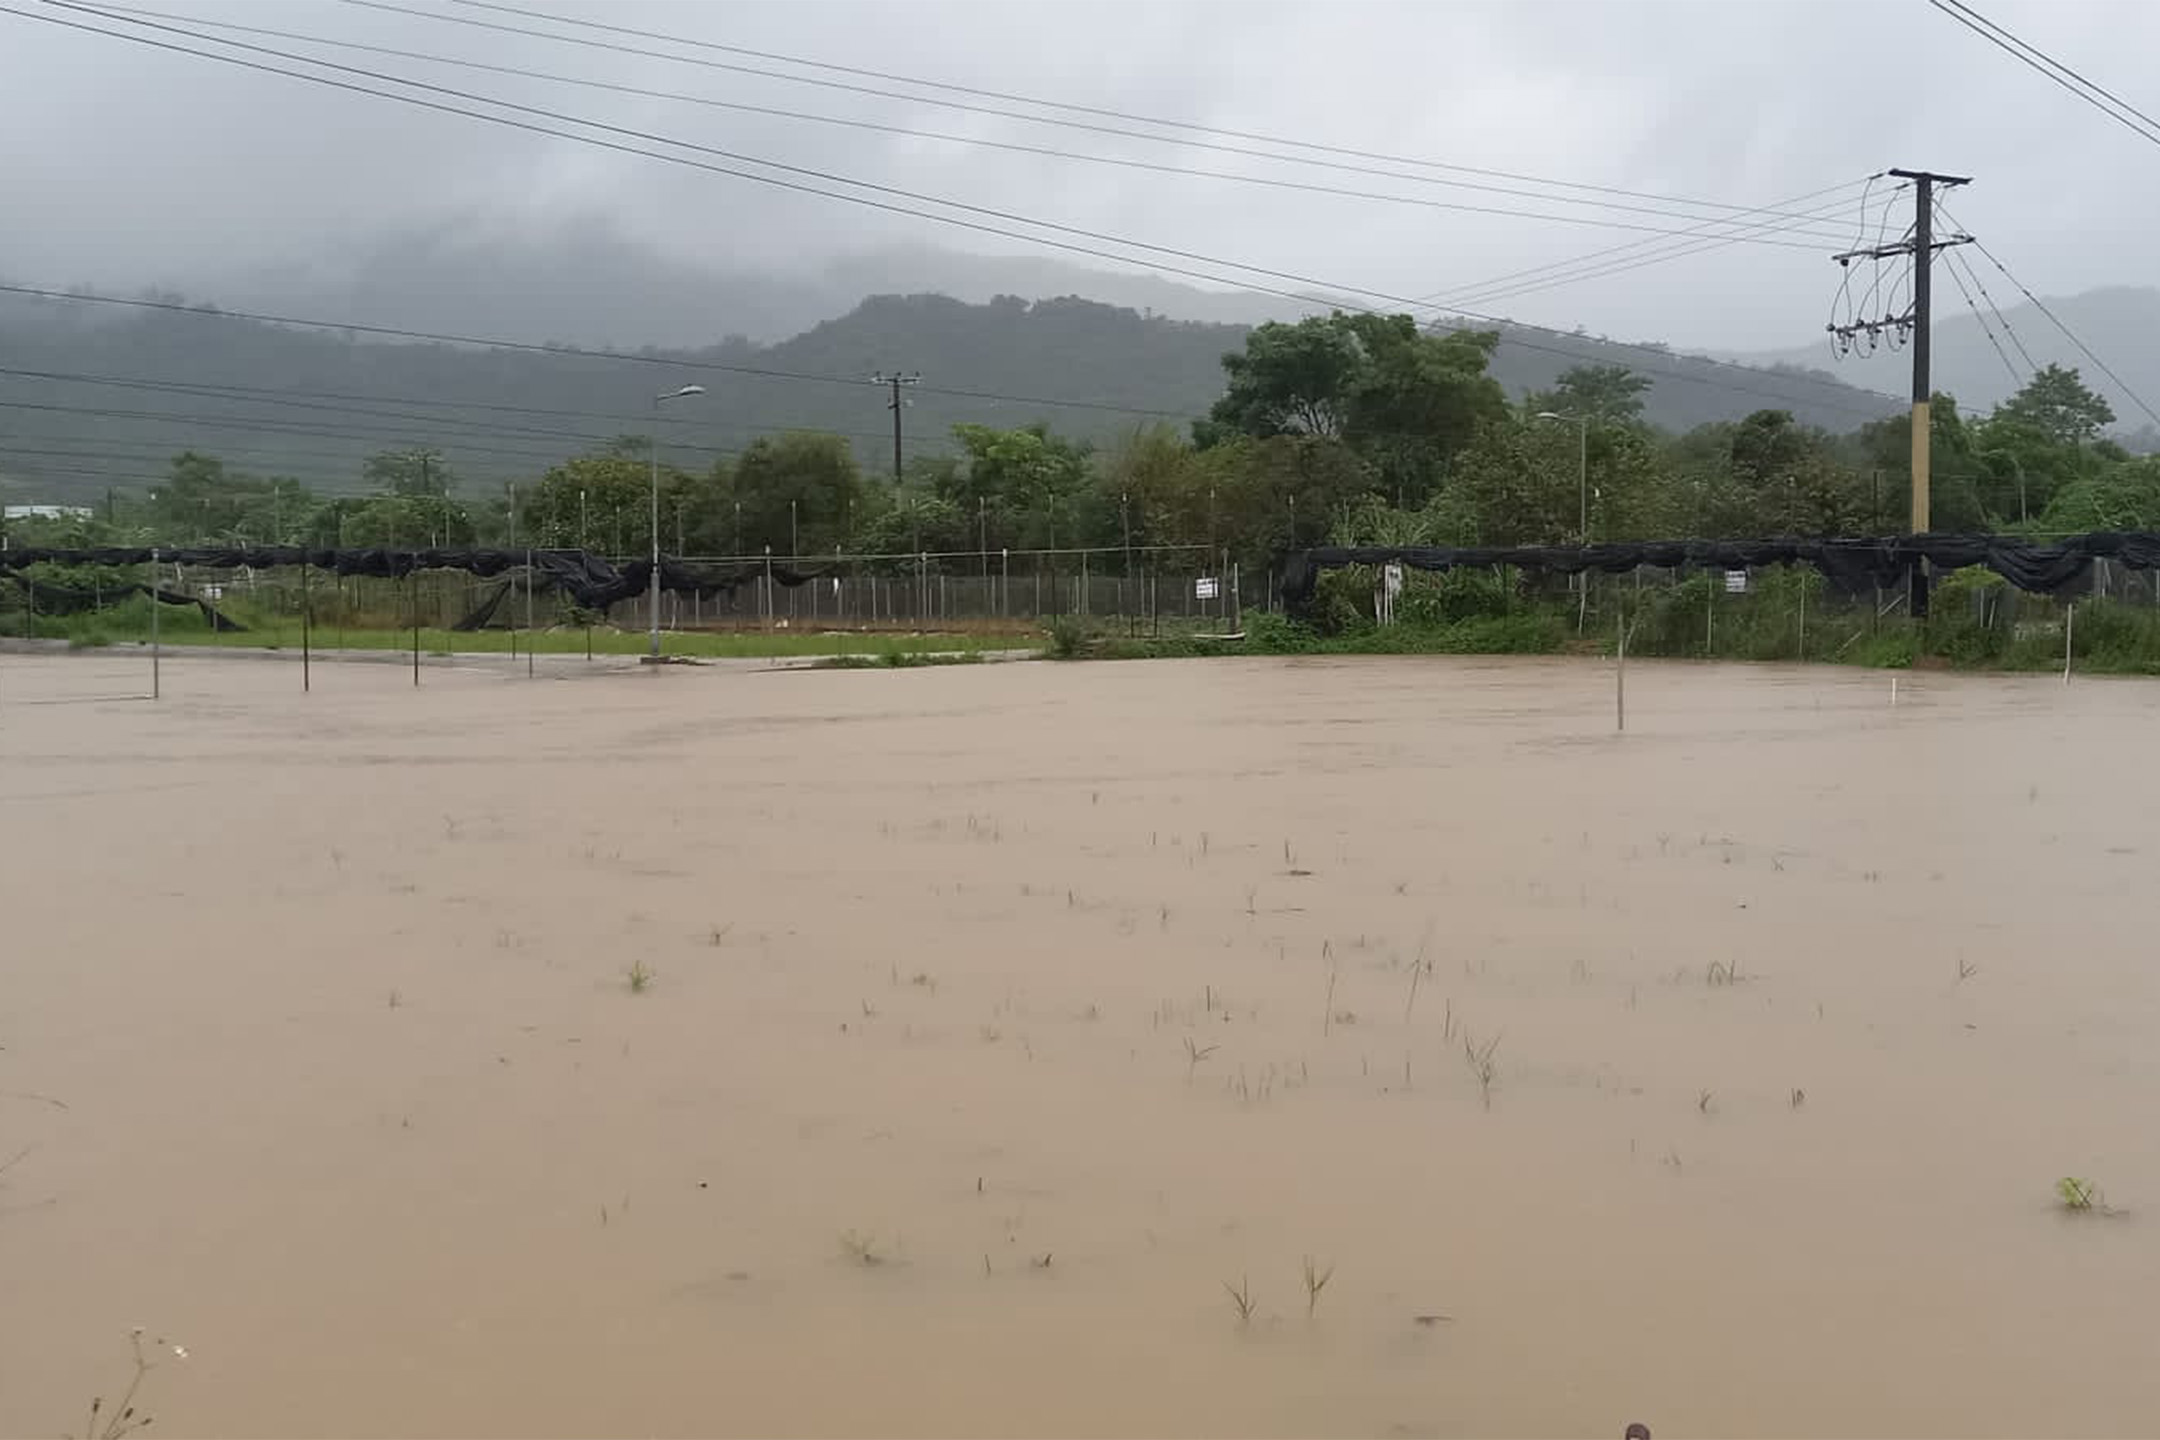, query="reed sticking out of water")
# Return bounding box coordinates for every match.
[1956,957,1979,982]
[1404,960,1423,1024]
[77,1330,173,1440]
[1302,1255,1335,1317]
[1224,1275,1256,1326]
[839,1230,886,1266]
[2057,1177,2103,1212]
[1323,970,1339,1036]
[1184,1036,1218,1081]
[1463,1031,1501,1109]
[1697,1089,1715,1114]
[625,960,656,993]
